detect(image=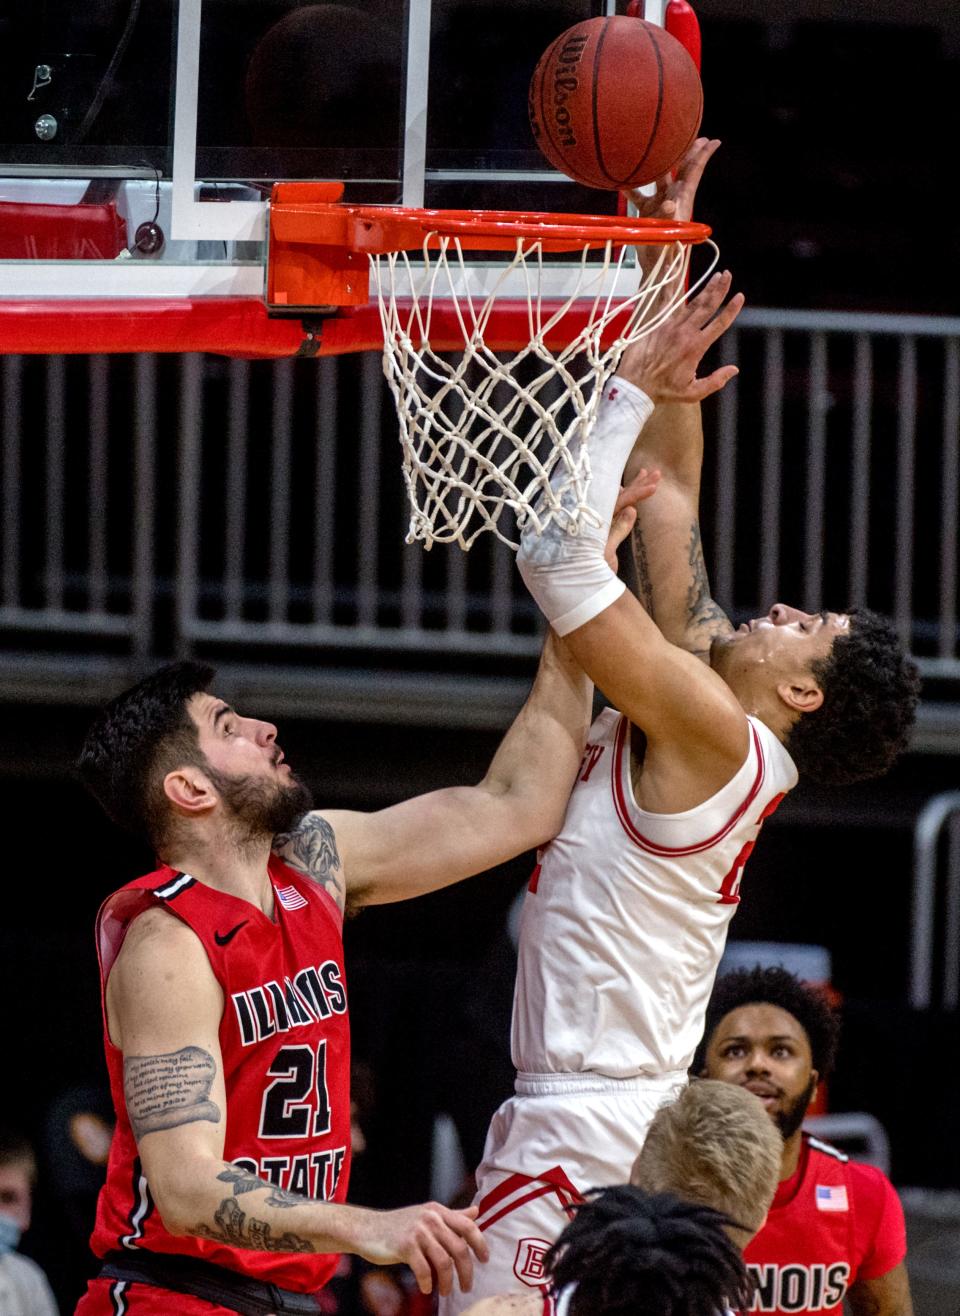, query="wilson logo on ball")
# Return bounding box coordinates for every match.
[551,32,589,147]
[529,15,703,190]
